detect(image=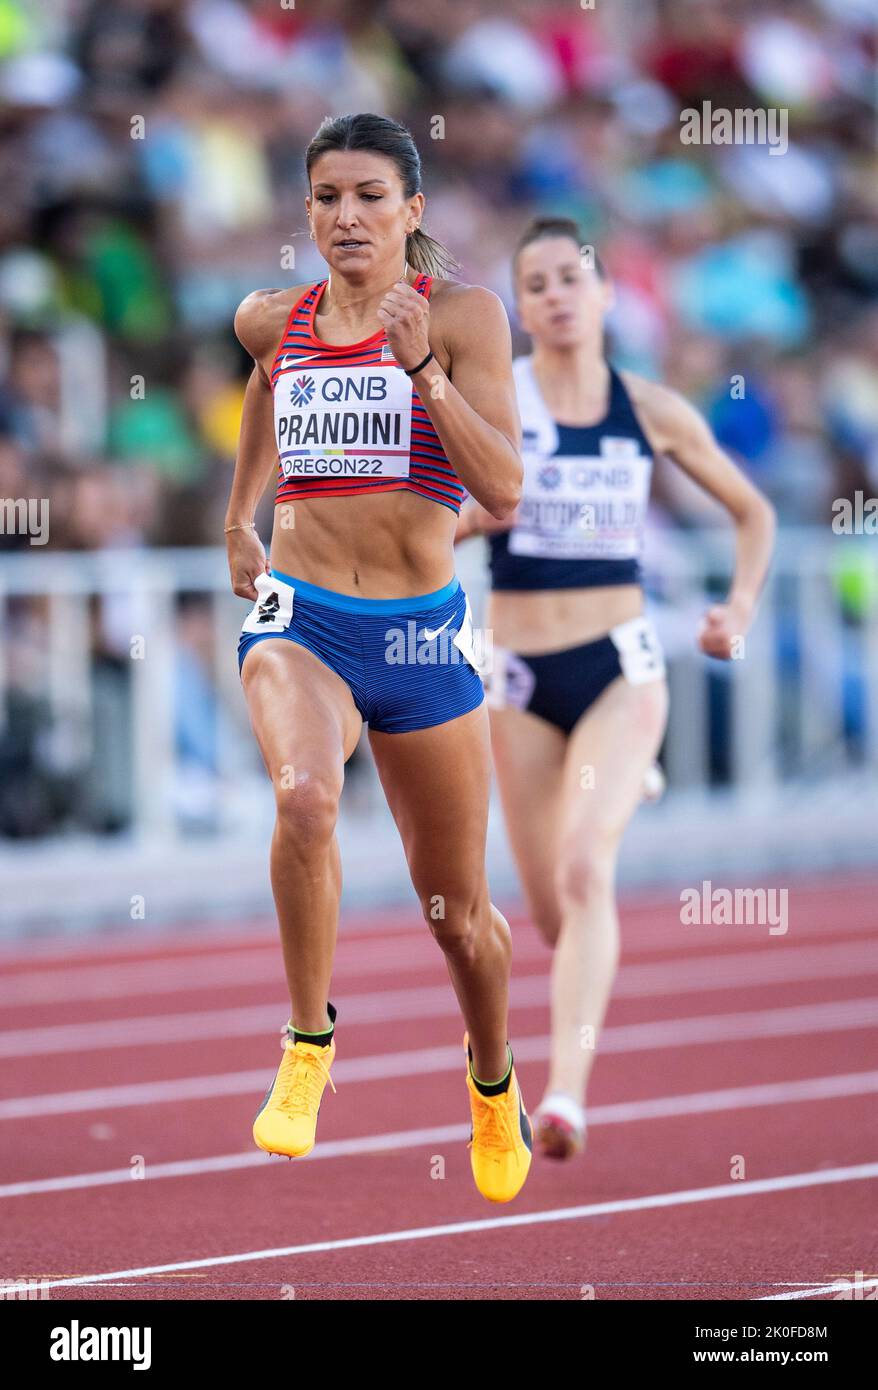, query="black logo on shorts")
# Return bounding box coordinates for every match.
[257,592,280,624]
